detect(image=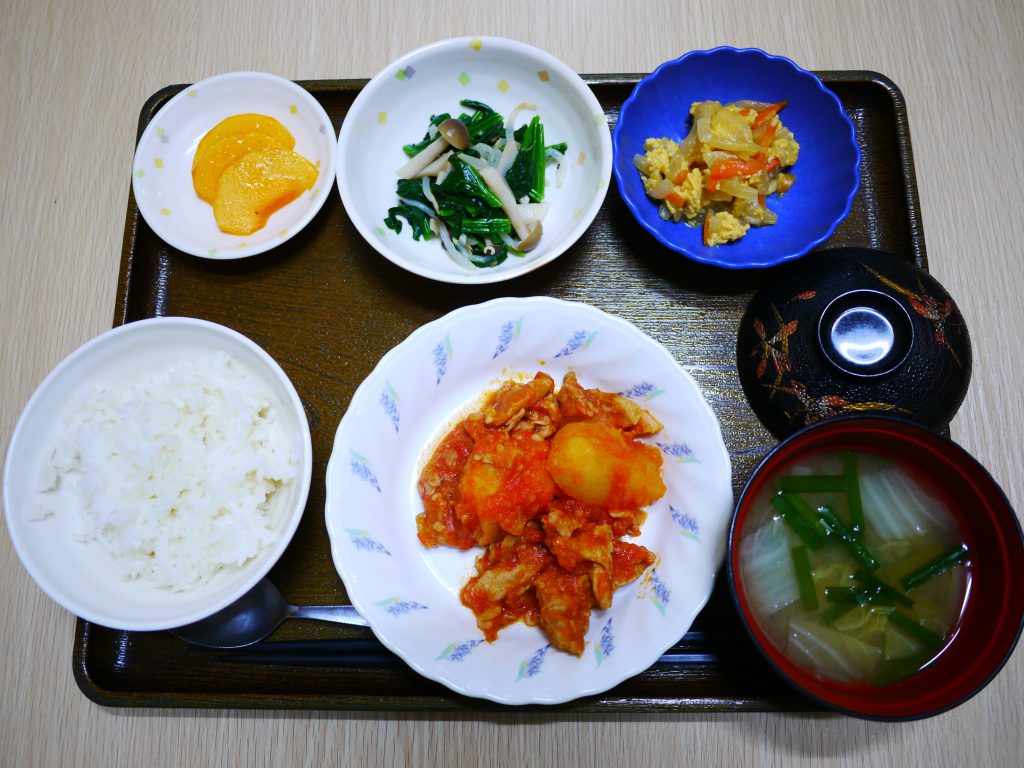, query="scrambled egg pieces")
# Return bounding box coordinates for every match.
[634,100,799,246]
